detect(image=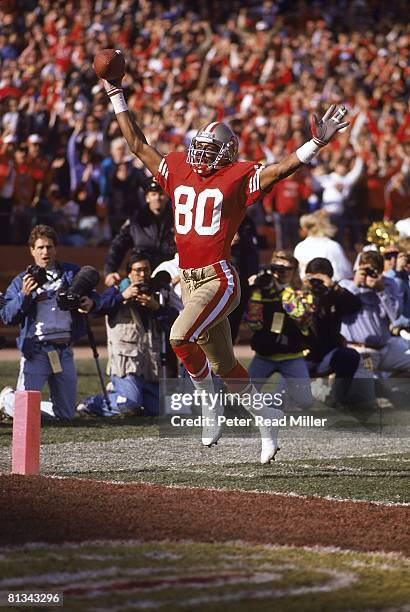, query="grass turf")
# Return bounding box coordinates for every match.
[1,541,409,611]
